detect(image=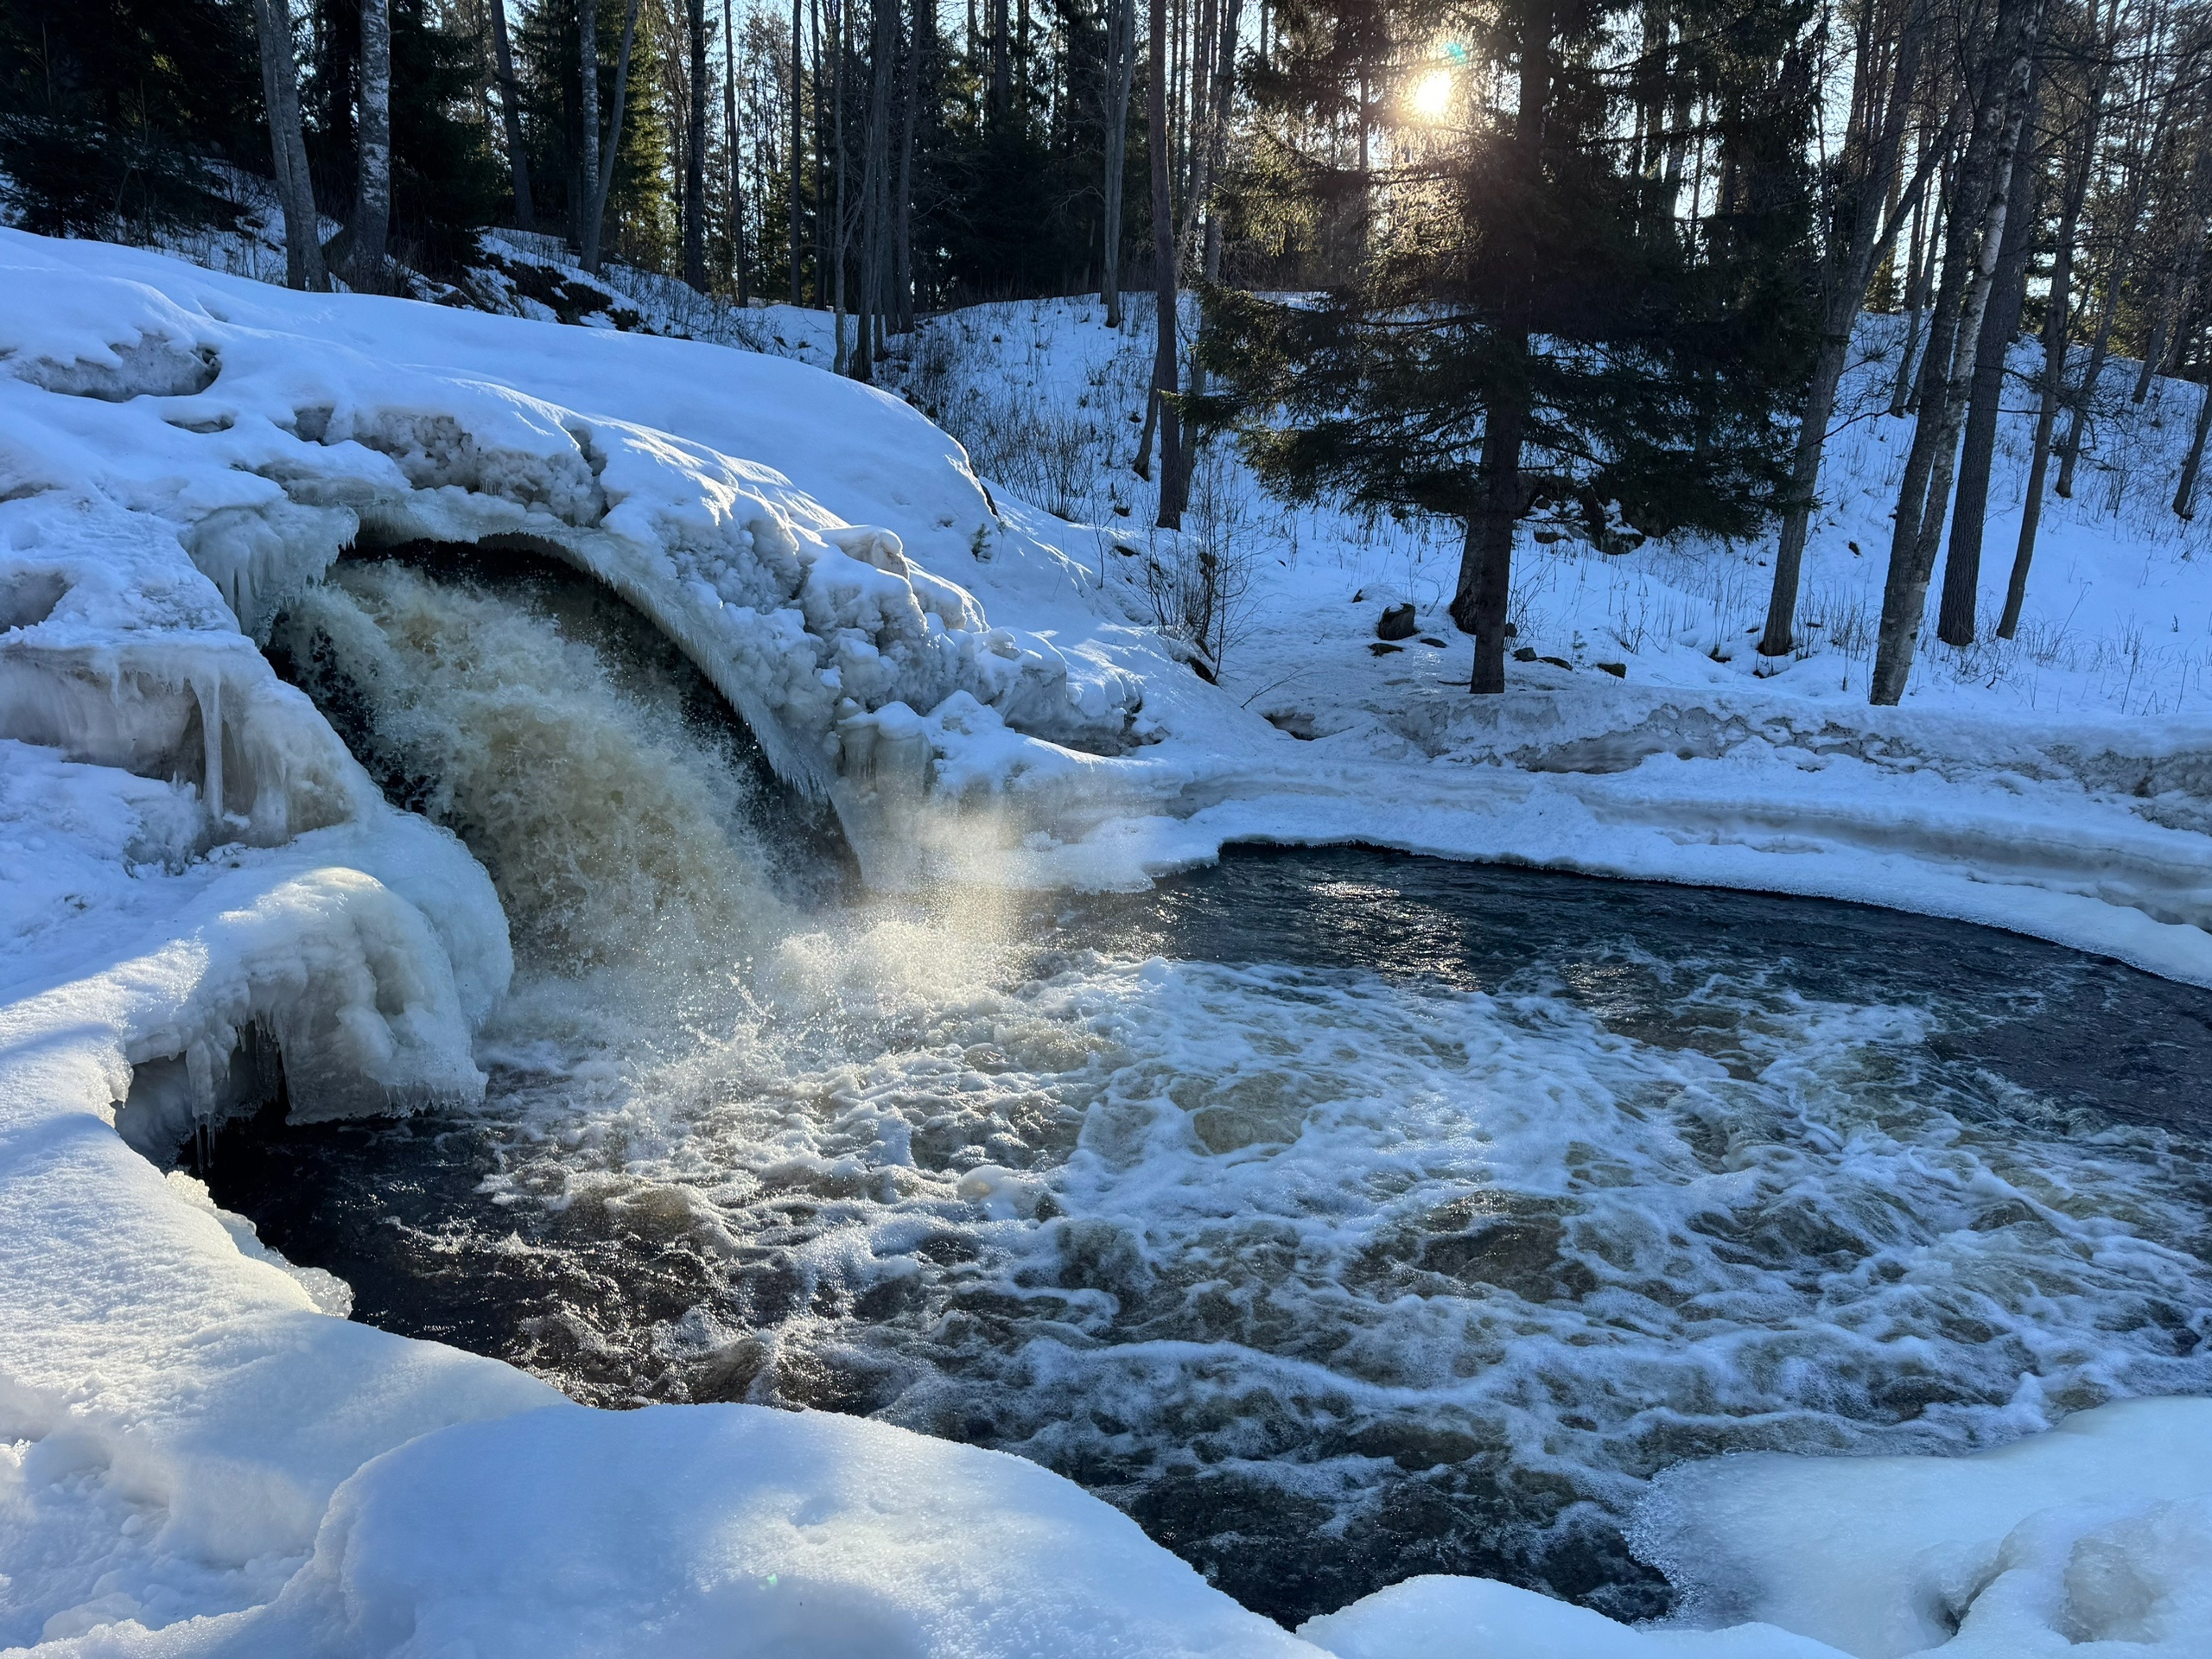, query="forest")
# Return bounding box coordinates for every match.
[3,0,2208,702]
